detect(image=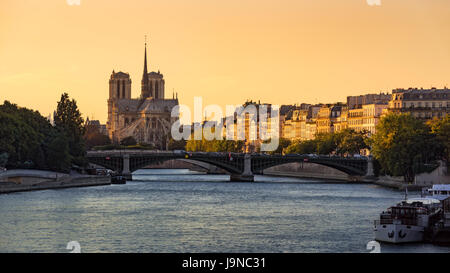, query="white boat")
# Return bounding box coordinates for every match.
[374,198,442,244]
[426,184,450,201]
